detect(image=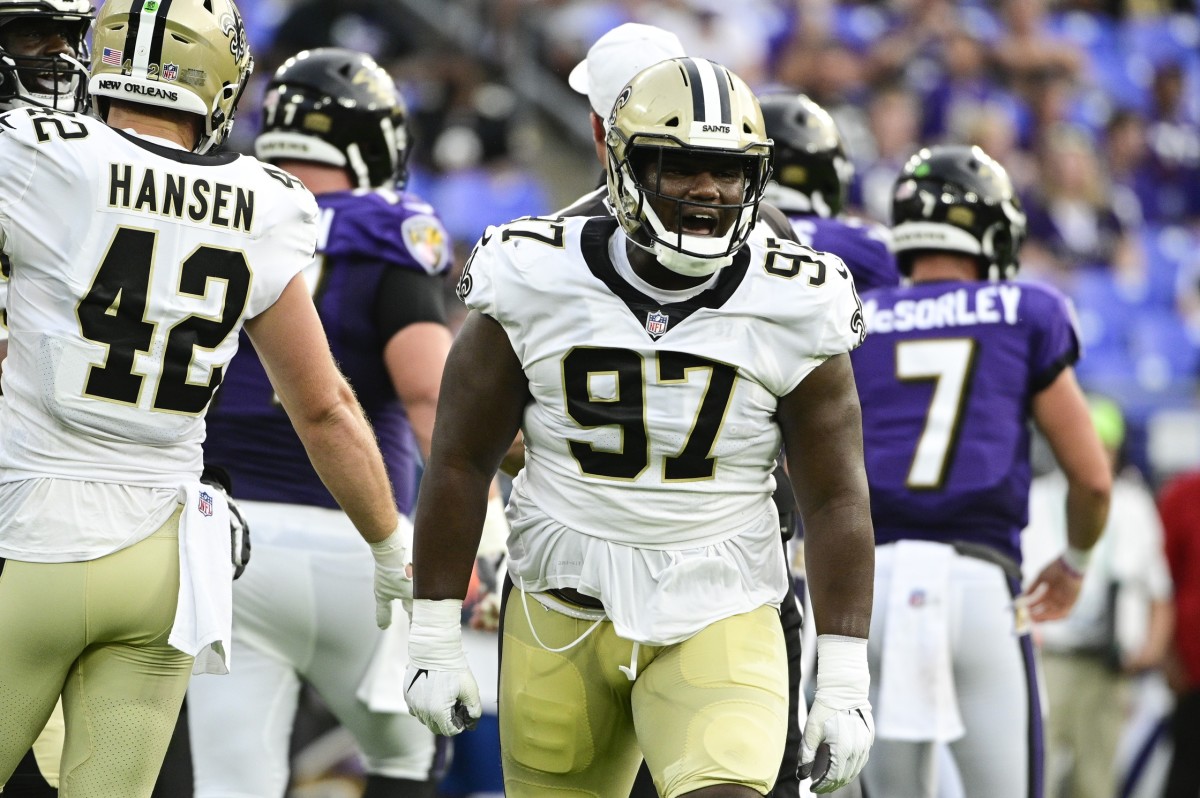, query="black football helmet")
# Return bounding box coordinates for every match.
[891,145,1027,281]
[0,0,92,113]
[759,92,851,218]
[257,47,408,189]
